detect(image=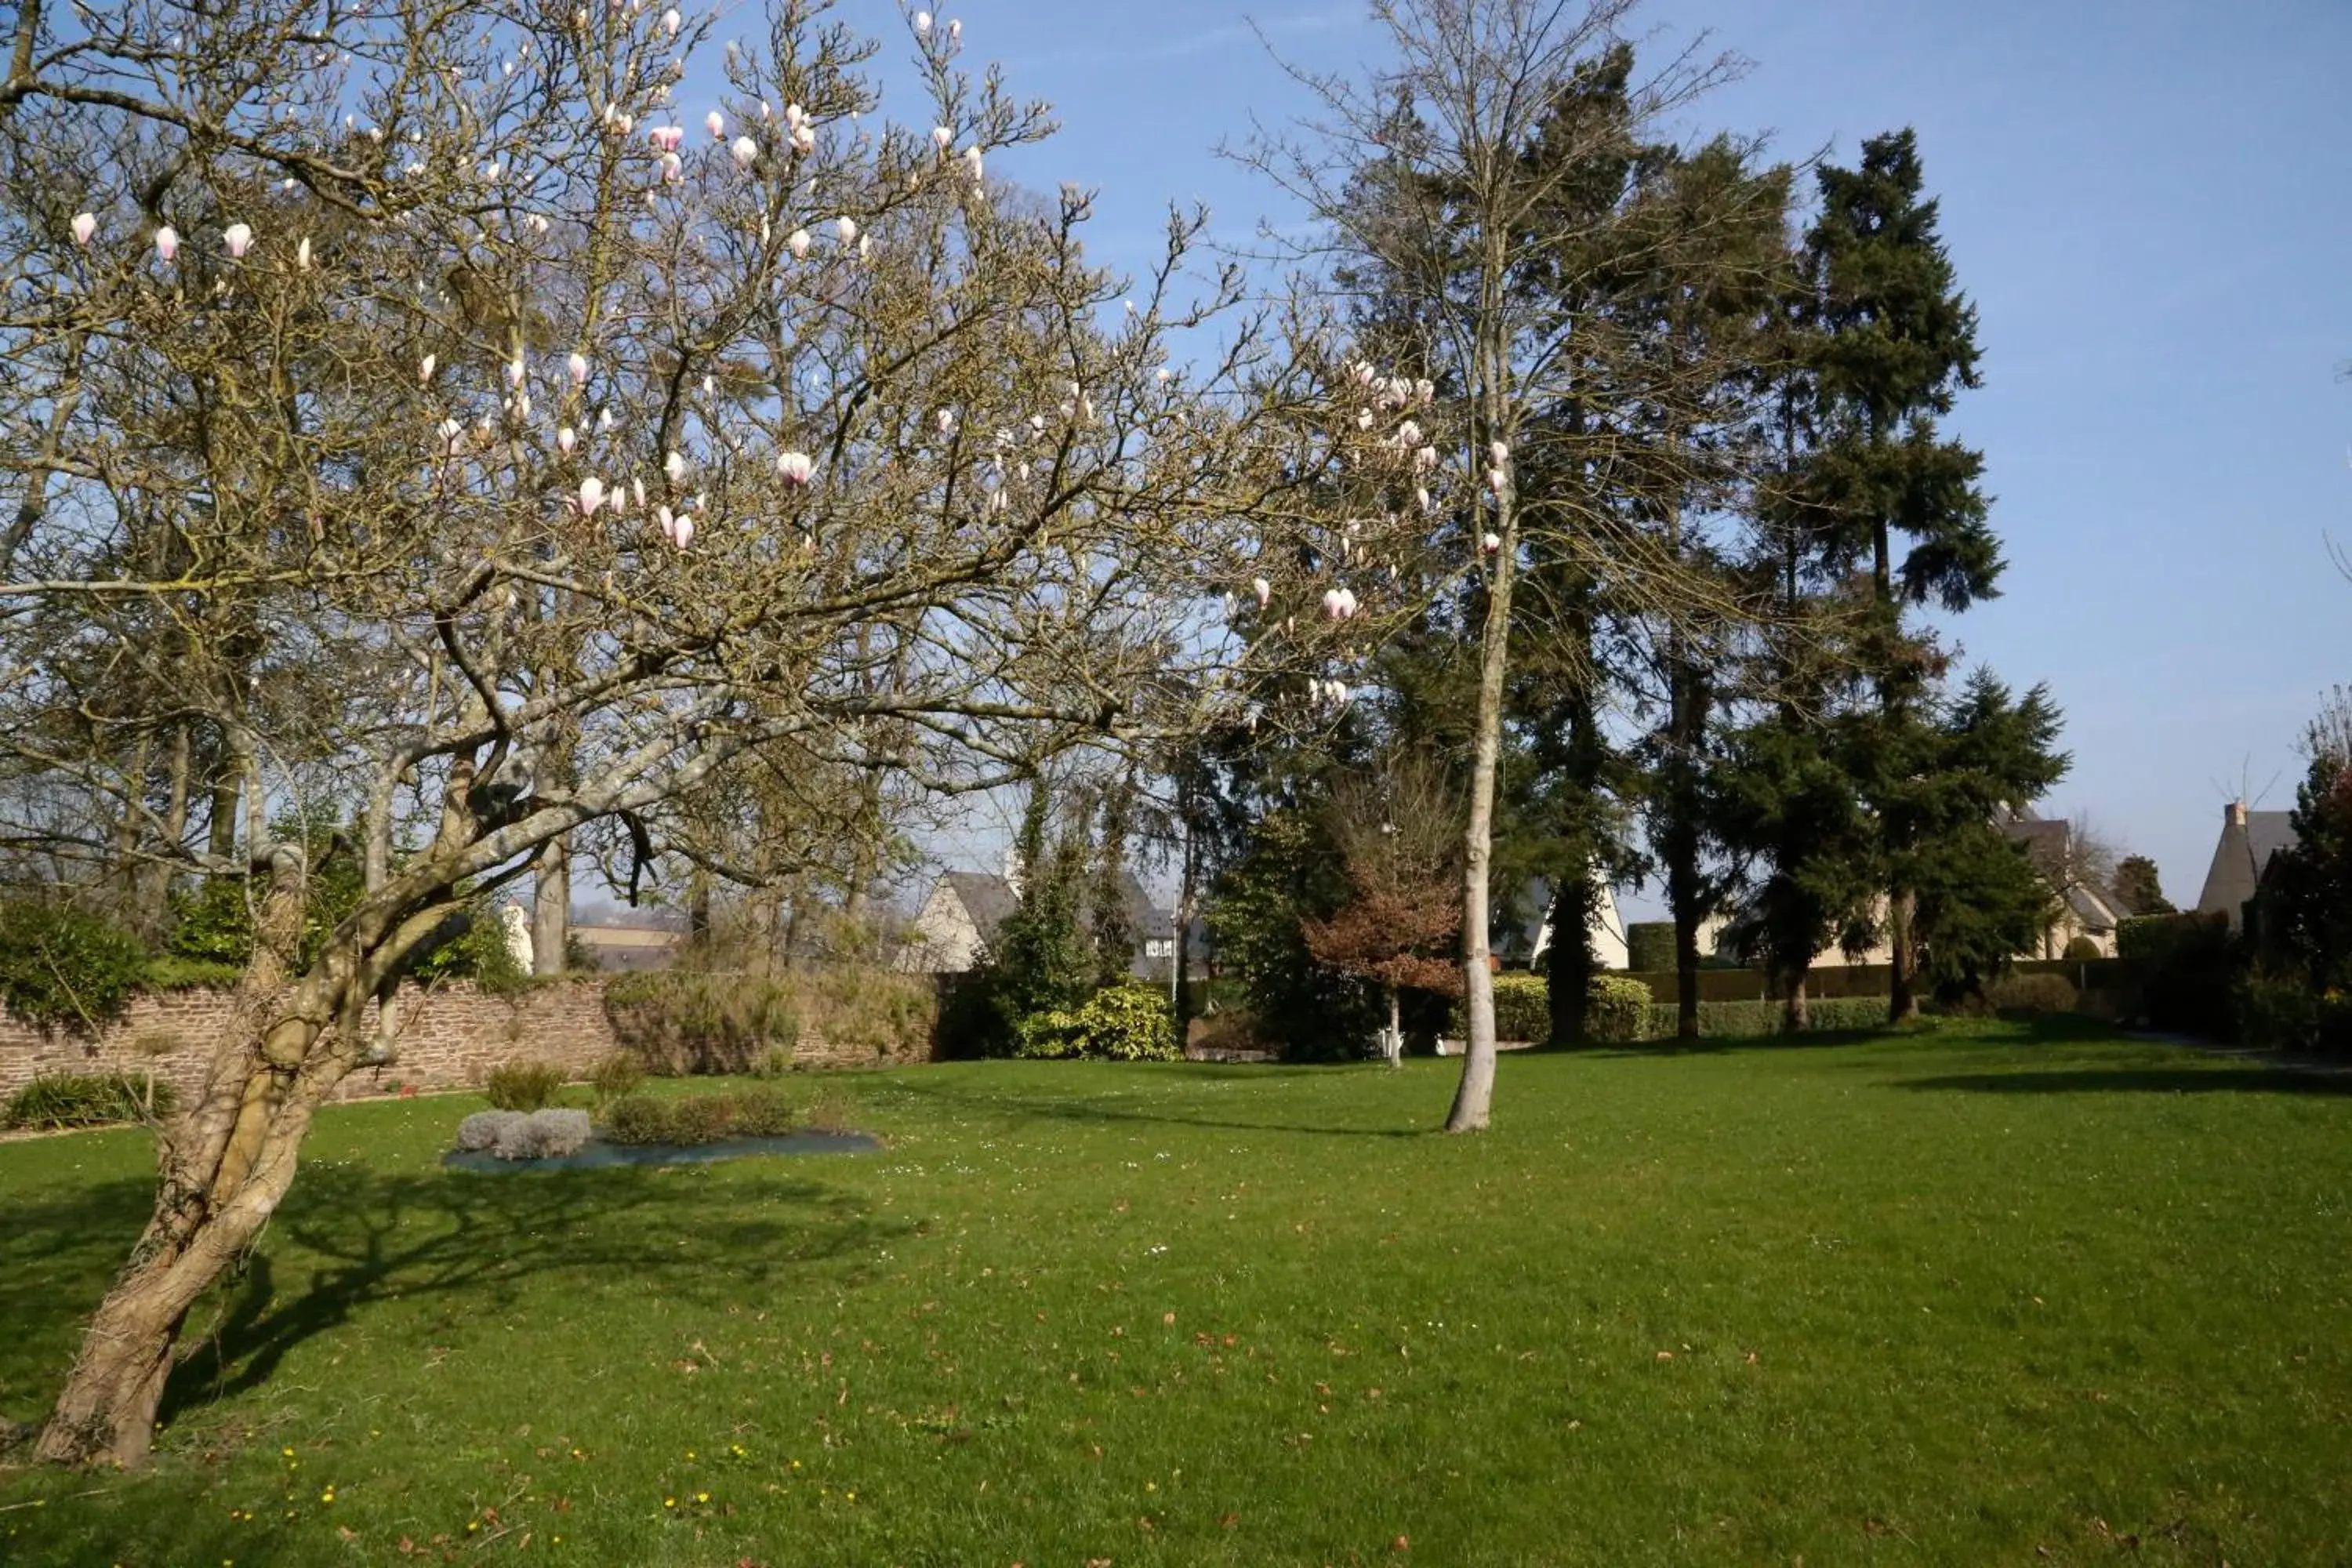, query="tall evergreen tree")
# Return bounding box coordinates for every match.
[1797,128,2002,1022]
